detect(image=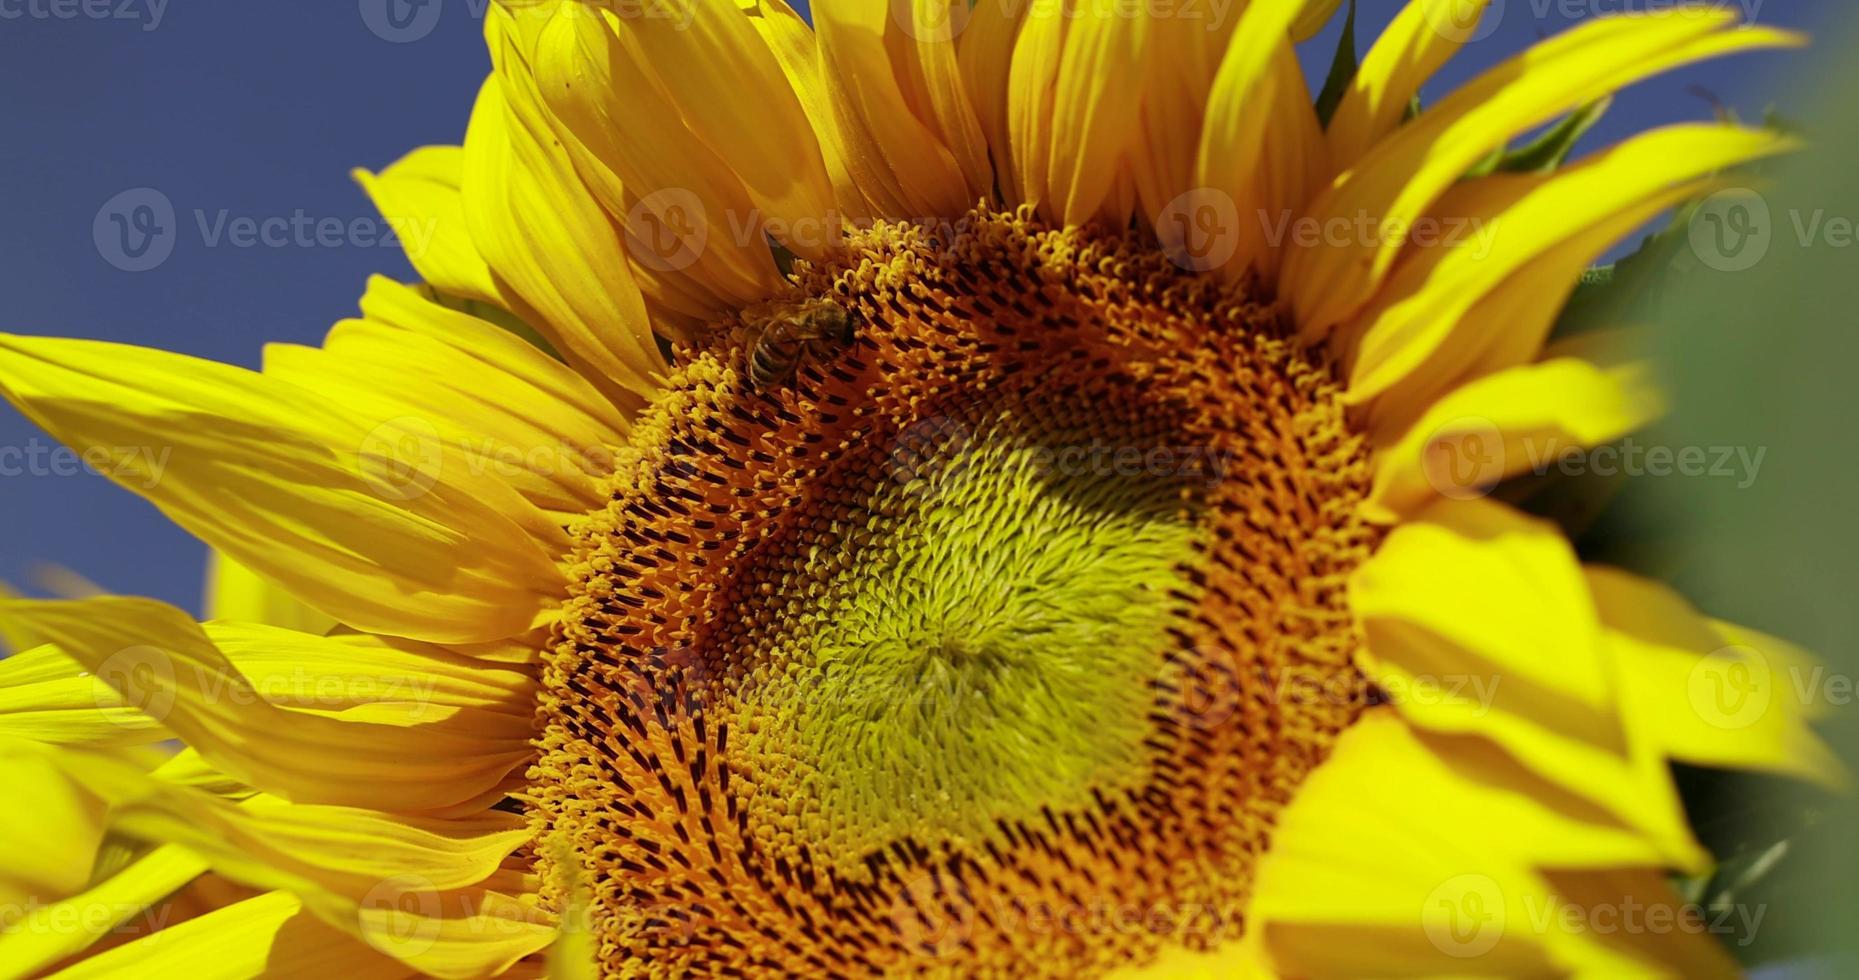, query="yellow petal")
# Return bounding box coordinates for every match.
[745,0,870,223]
[49,890,414,980]
[503,2,781,315]
[0,334,561,644]
[1045,7,1150,226]
[601,0,841,261]
[1341,124,1794,403]
[889,0,995,208]
[812,0,972,218]
[1284,10,1803,337]
[204,621,535,719]
[1188,0,1324,278]
[1128,14,1238,233]
[1,596,533,812]
[1249,711,1726,977]
[956,0,1030,208]
[45,747,552,979]
[265,277,626,527]
[4,842,208,978]
[1585,566,1846,789]
[1327,0,1495,166]
[353,145,509,311]
[1349,498,1706,870]
[1290,0,1345,41]
[0,642,166,746]
[460,76,667,408]
[205,550,339,635]
[1004,2,1066,214]
[0,738,109,906]
[1364,356,1665,522]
